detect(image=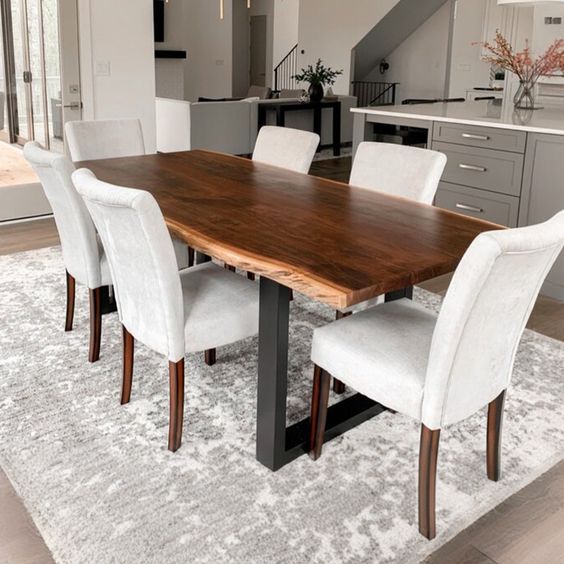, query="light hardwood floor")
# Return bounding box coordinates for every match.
[0,156,562,564]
